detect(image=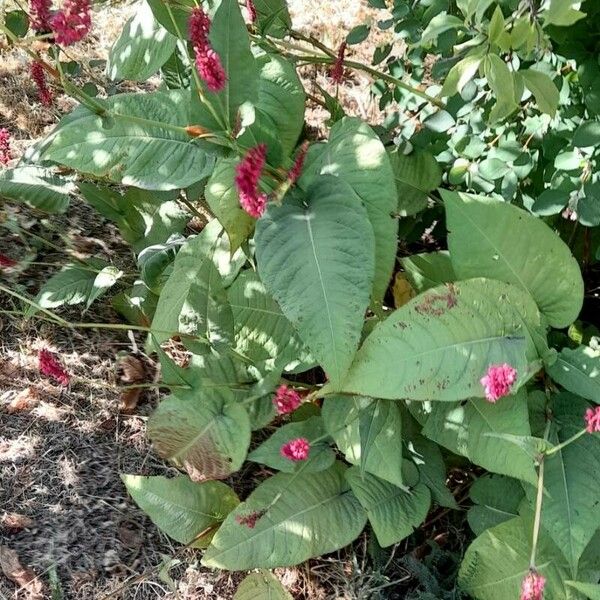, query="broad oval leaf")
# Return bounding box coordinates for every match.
[40,90,218,190]
[400,250,456,293]
[340,278,541,401]
[121,474,239,547]
[147,388,251,482]
[255,176,375,390]
[234,571,292,600]
[443,189,583,328]
[201,462,367,569]
[547,345,600,403]
[566,582,600,600]
[300,117,397,306]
